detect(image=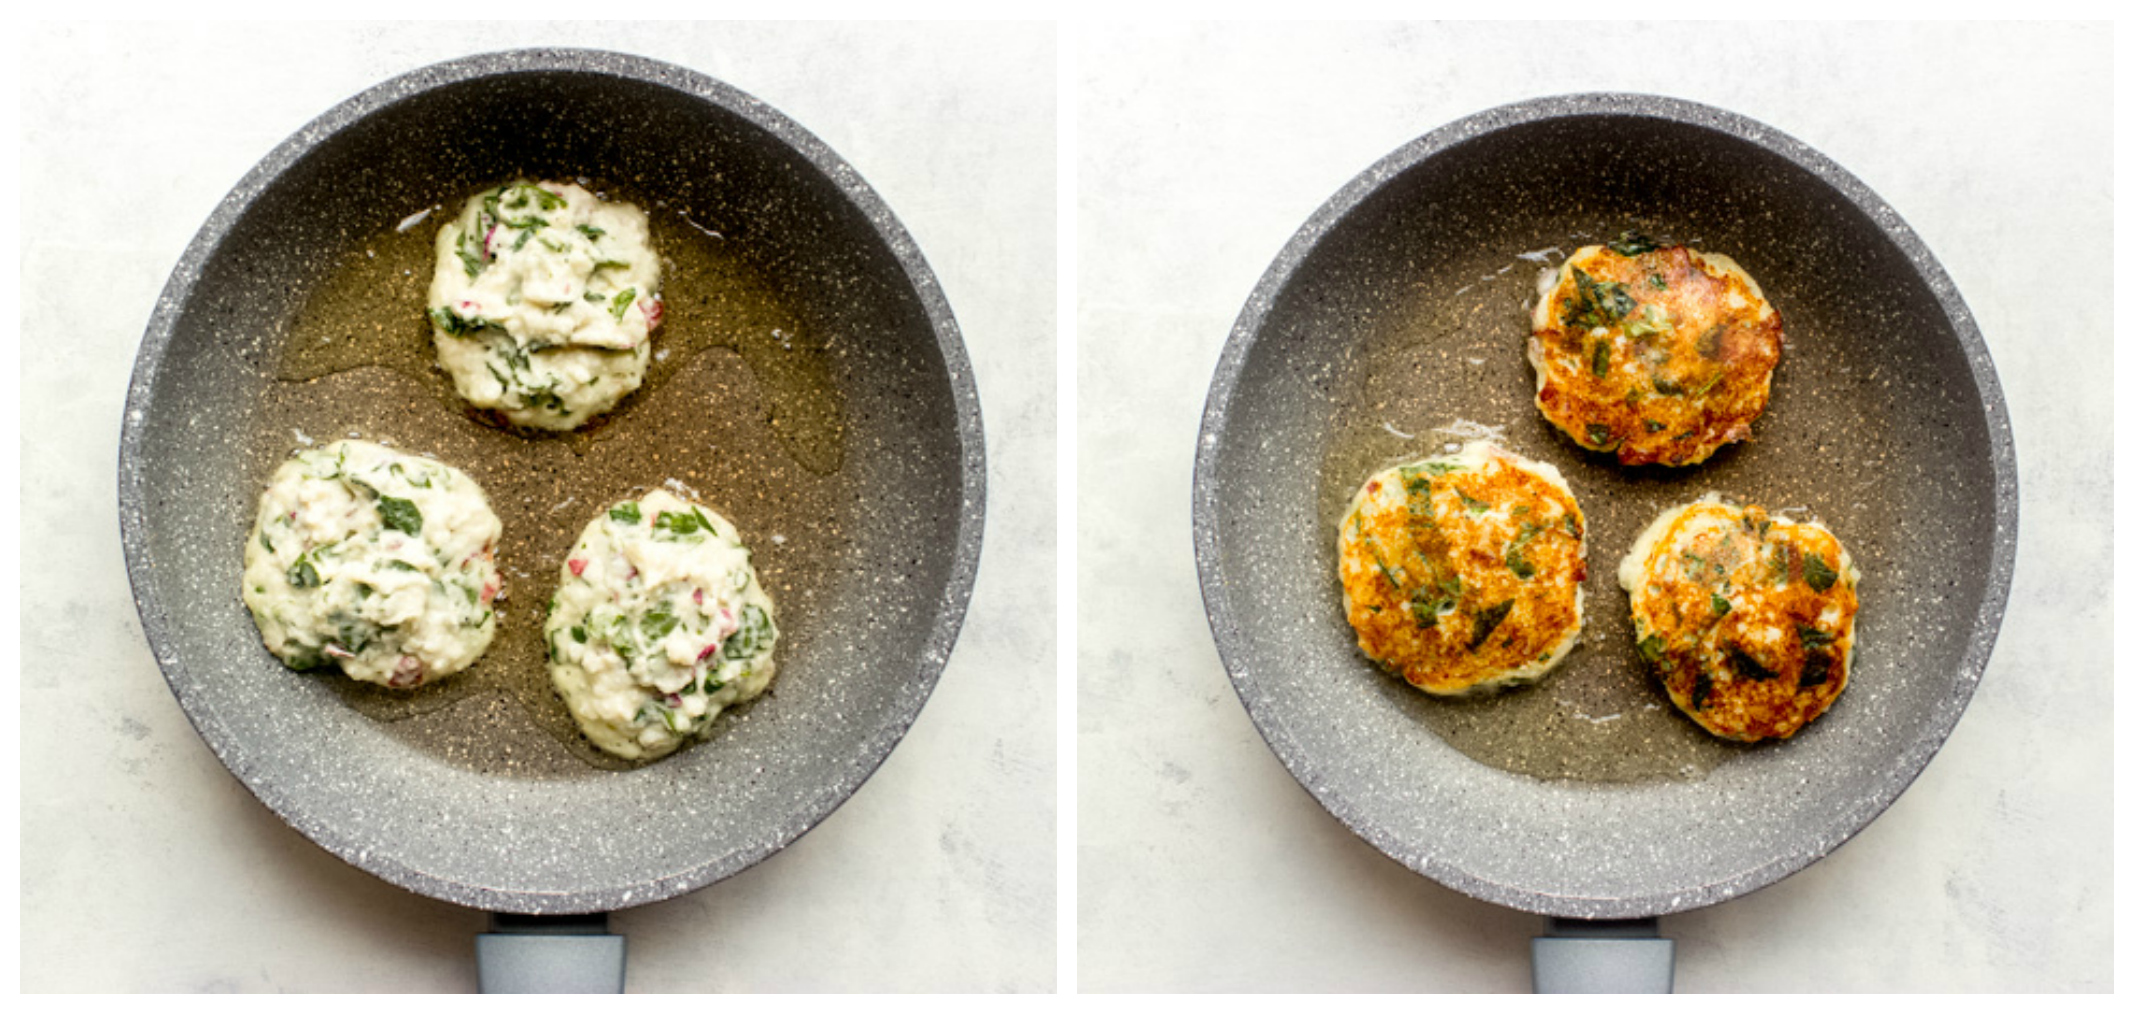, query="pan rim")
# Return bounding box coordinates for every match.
[117,47,987,914]
[1191,91,2017,918]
